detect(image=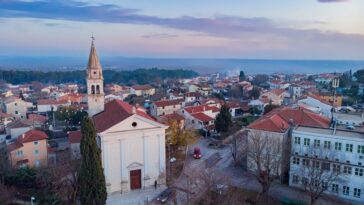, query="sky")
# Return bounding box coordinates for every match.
[0,0,364,59]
